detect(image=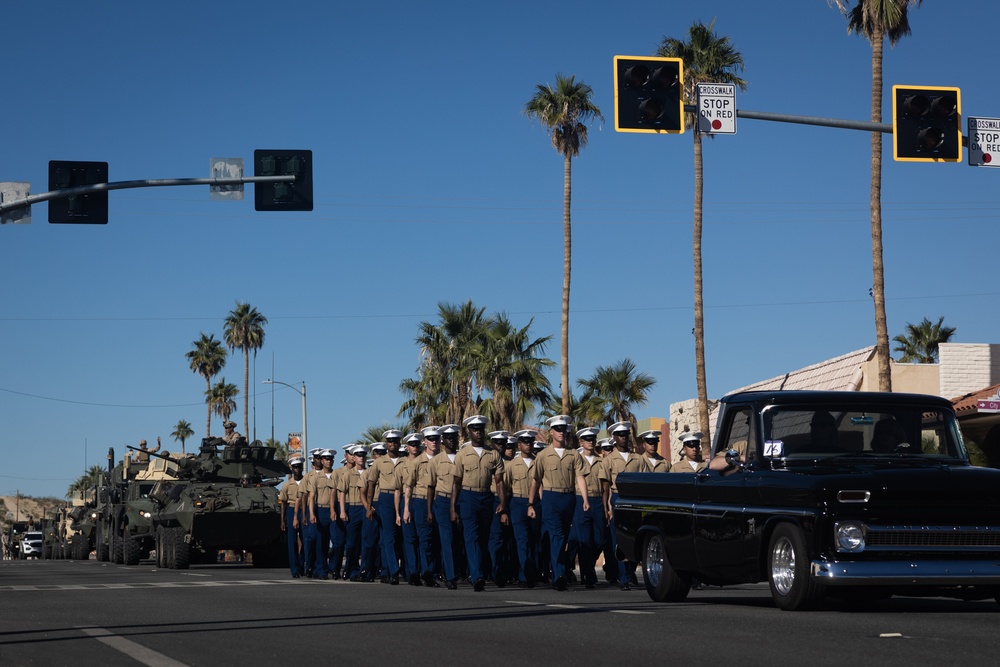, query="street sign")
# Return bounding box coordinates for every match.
[696,83,737,134]
[977,399,1000,413]
[968,116,1000,167]
[0,182,31,224]
[210,158,244,200]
